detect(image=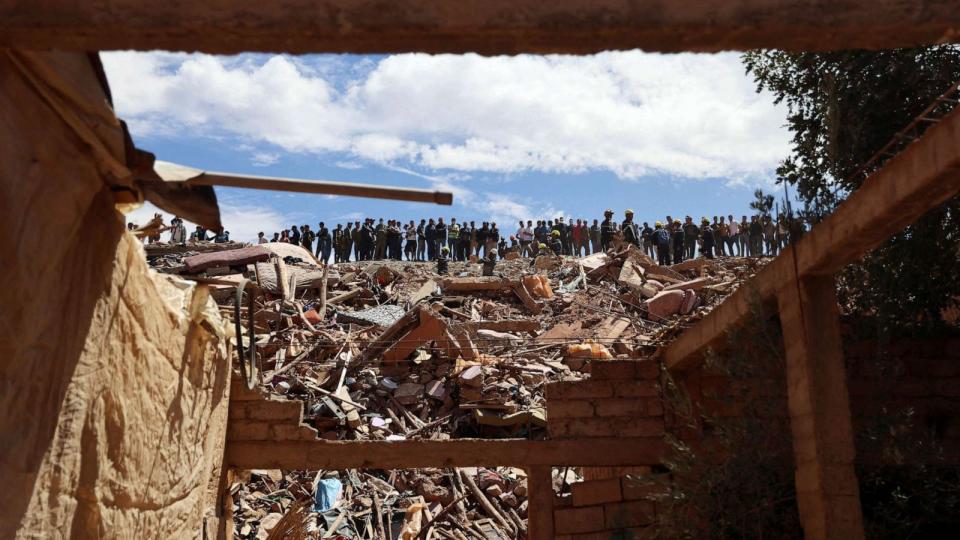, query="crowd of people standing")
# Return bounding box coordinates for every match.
[247,209,795,266]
